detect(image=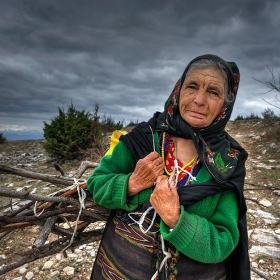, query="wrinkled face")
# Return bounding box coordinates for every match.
[179,67,225,129]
